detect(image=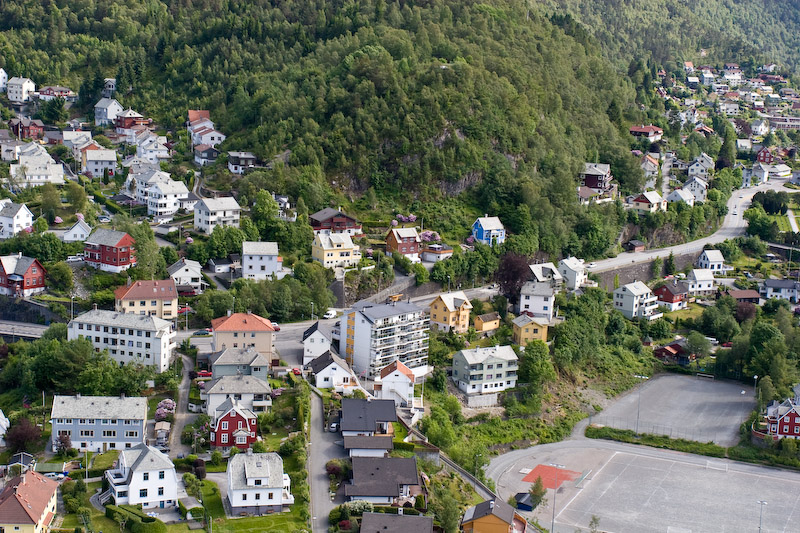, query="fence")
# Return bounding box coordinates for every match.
[590,415,731,444]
